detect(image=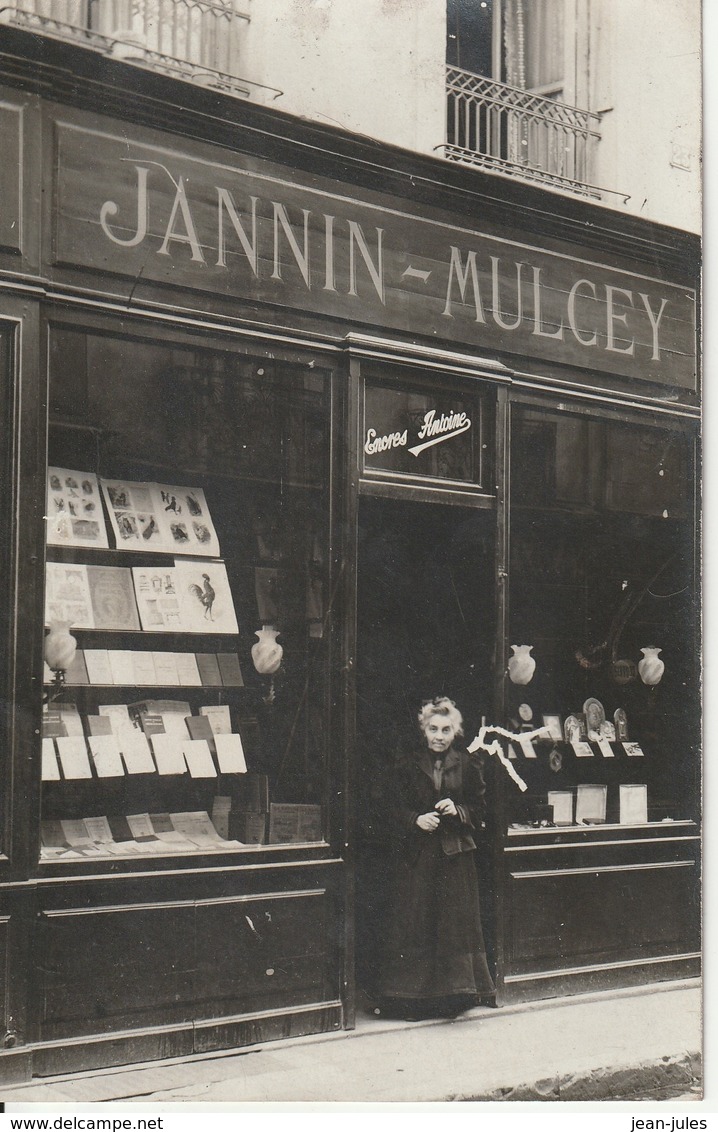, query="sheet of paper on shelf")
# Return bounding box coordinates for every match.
[575,784,607,823]
[42,708,66,739]
[84,816,114,843]
[170,811,224,847]
[199,705,232,735]
[56,736,93,779]
[597,737,615,758]
[101,479,166,552]
[86,565,140,630]
[571,739,594,758]
[182,739,217,778]
[149,813,194,851]
[64,649,89,685]
[185,715,217,752]
[196,653,222,685]
[153,652,180,685]
[58,703,84,737]
[159,712,191,740]
[217,653,244,686]
[85,714,114,736]
[108,650,136,685]
[269,803,323,844]
[150,734,188,776]
[45,562,95,628]
[153,483,220,558]
[126,813,157,840]
[120,732,156,774]
[619,783,648,824]
[41,737,60,781]
[175,652,202,686]
[41,820,69,848]
[88,734,125,777]
[60,819,93,845]
[85,649,114,685]
[215,732,247,774]
[622,742,645,757]
[173,560,239,634]
[132,651,158,686]
[47,468,108,549]
[132,566,187,631]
